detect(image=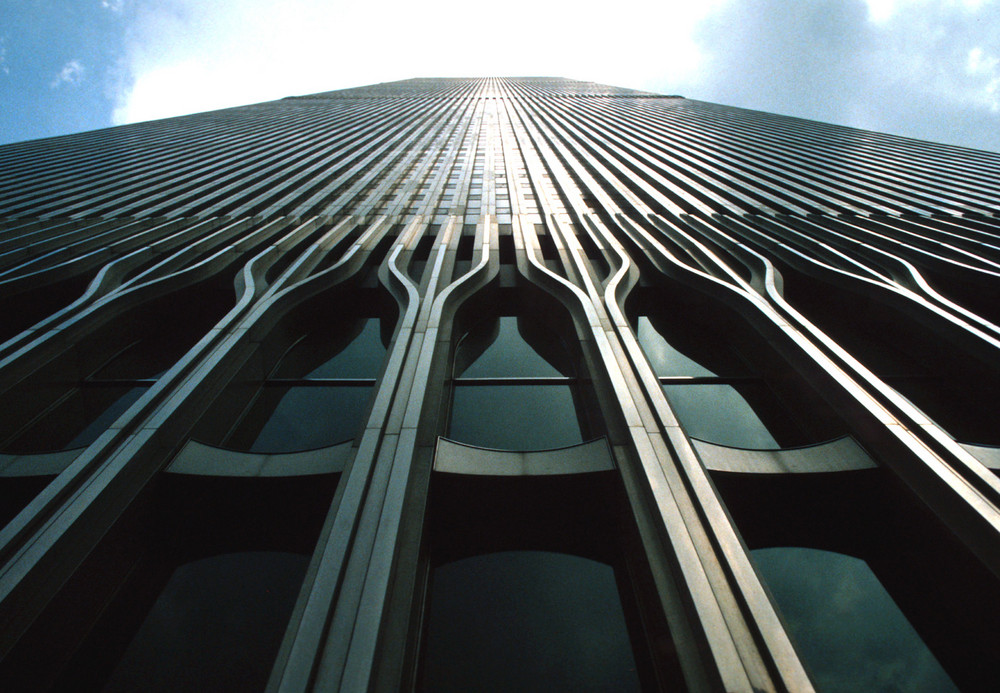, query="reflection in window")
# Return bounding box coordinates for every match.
[0,276,232,455]
[40,473,338,692]
[713,468,1000,692]
[451,385,583,451]
[660,382,779,449]
[638,314,788,448]
[753,547,957,693]
[448,316,590,450]
[635,309,841,448]
[5,386,149,454]
[781,269,1000,444]
[3,329,202,454]
[421,551,641,692]
[418,472,677,690]
[637,315,736,378]
[102,552,309,693]
[457,317,566,378]
[225,318,388,453]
